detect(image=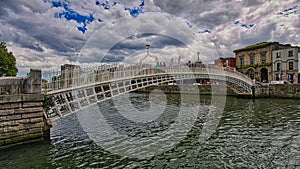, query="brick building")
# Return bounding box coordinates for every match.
[214,57,236,68]
[234,42,292,82]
